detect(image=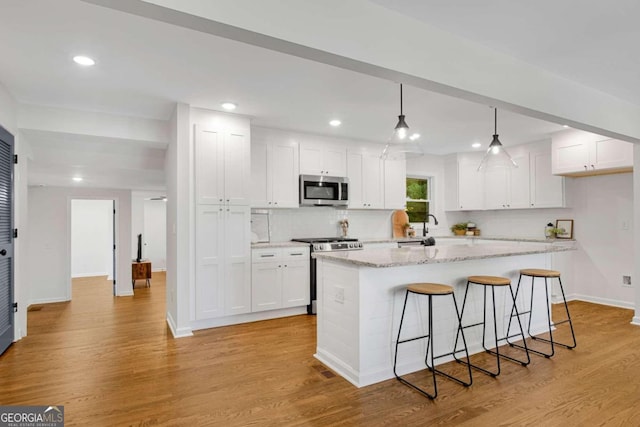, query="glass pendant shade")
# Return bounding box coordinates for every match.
[477,108,518,171]
[381,84,424,160]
